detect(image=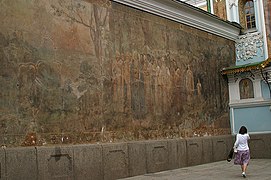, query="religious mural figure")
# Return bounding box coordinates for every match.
[149,57,157,114]
[130,52,146,119]
[214,0,227,20]
[239,78,254,99]
[174,68,181,86]
[112,54,123,111]
[185,65,195,103]
[197,78,202,98]
[138,54,146,118]
[165,66,172,107]
[160,58,168,113]
[122,54,131,112]
[172,67,182,113]
[17,63,40,121]
[155,64,162,115]
[144,54,152,114]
